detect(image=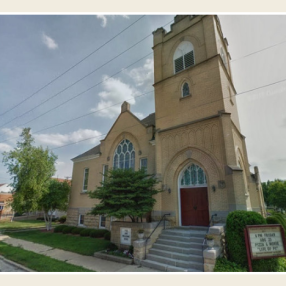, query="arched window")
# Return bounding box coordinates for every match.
[173,41,195,74]
[113,139,135,170]
[180,164,207,186]
[182,82,190,97]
